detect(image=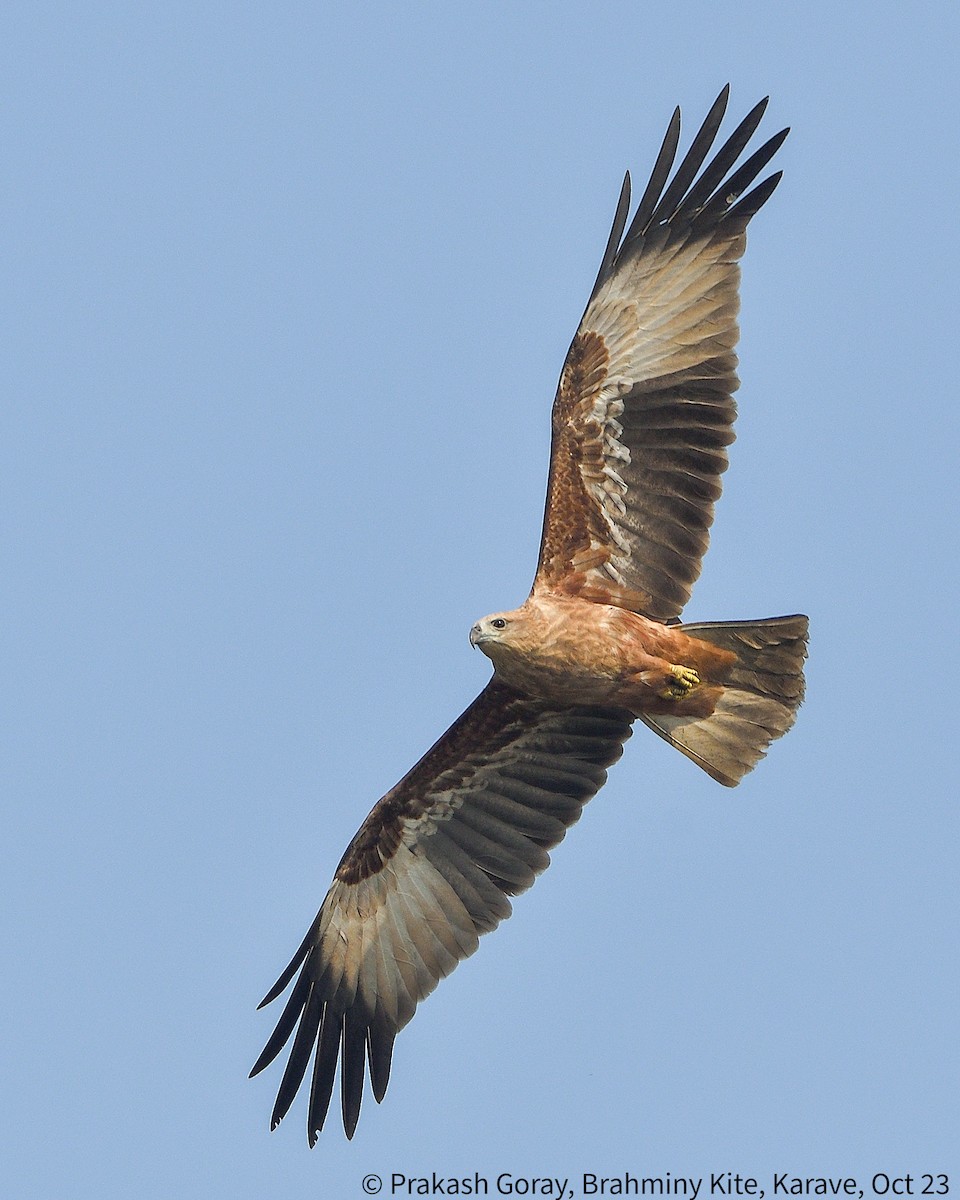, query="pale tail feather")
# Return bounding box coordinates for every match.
[641,614,808,787]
